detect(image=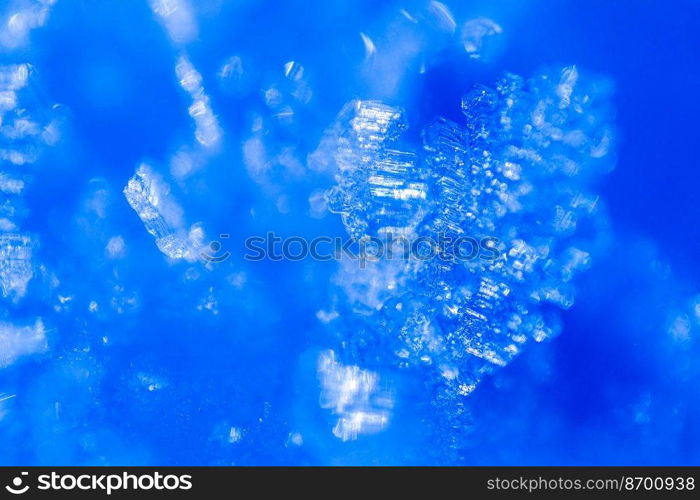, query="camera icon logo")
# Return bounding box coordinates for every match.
[5,472,29,495]
[200,234,231,263]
